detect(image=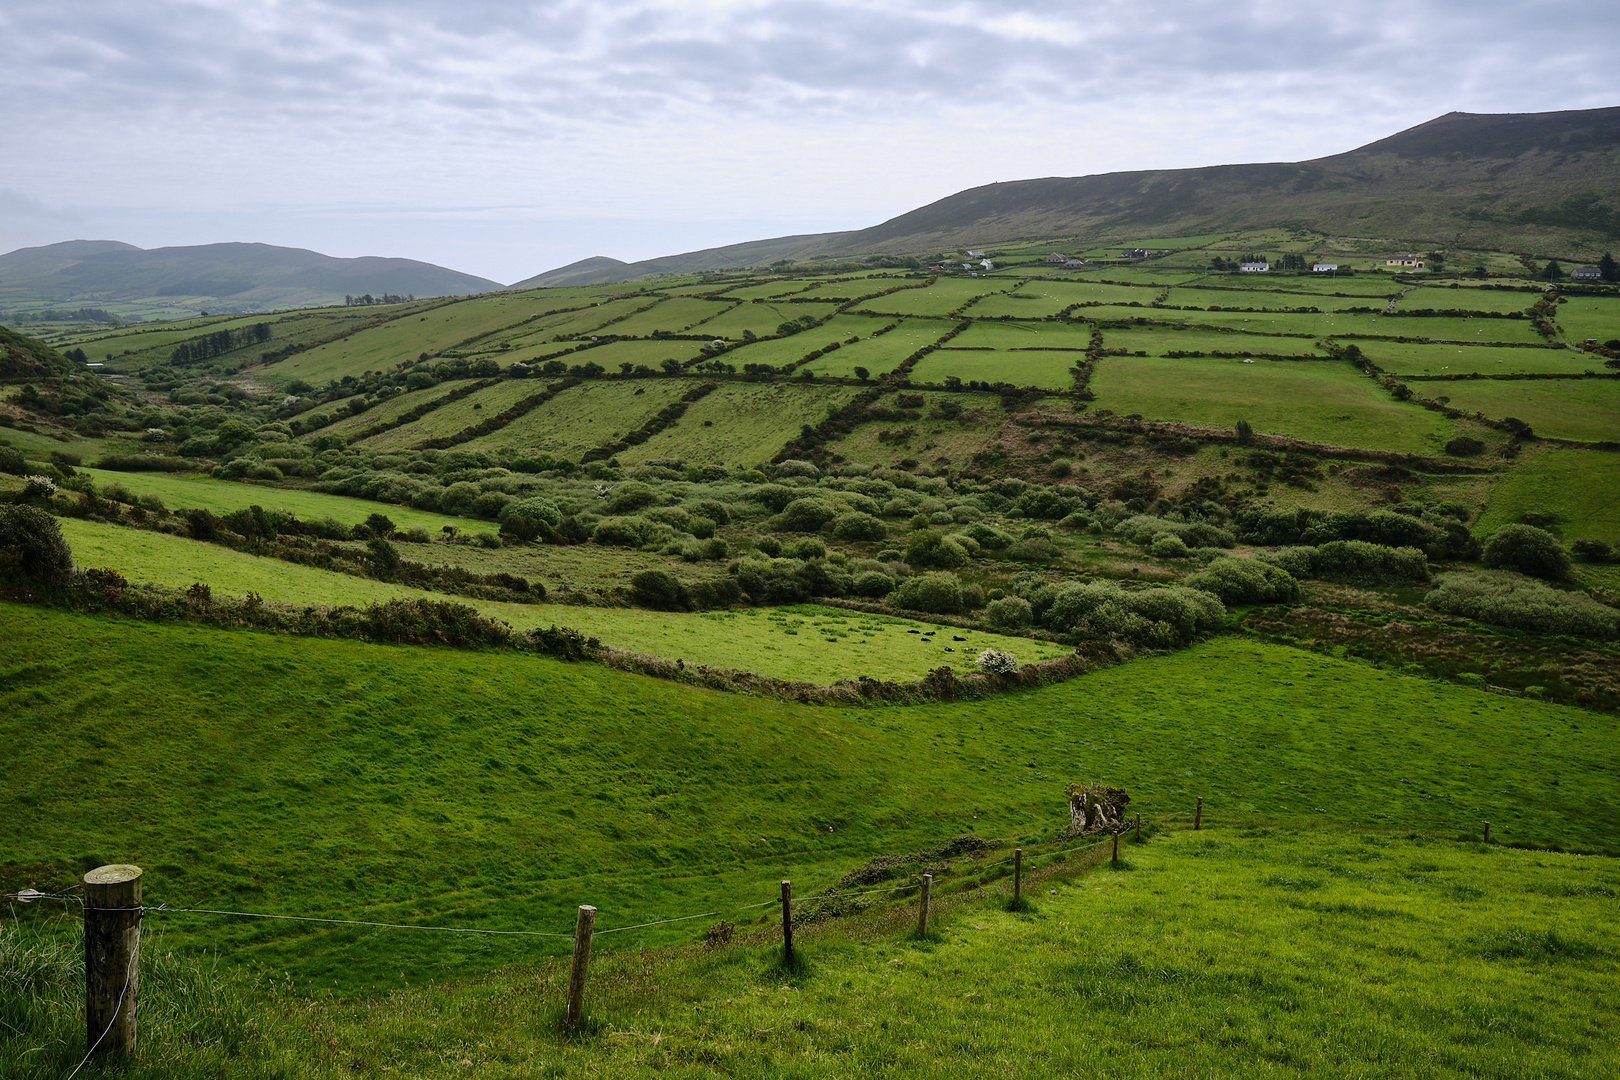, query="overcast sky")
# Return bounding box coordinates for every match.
[2,0,1617,284]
